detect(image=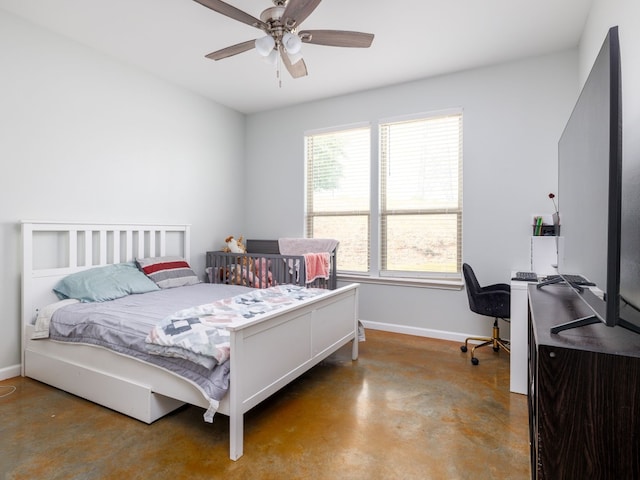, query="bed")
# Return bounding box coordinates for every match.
[20,221,359,461]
